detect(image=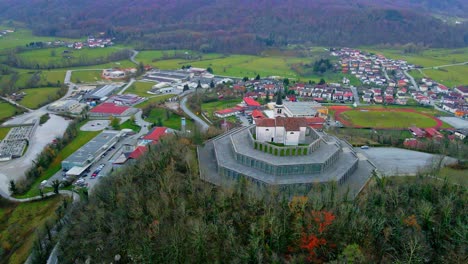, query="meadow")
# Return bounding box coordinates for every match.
[421,65,468,88]
[70,70,103,83]
[360,46,468,67]
[18,87,61,109]
[137,49,331,80]
[0,101,23,122]
[0,126,11,140]
[338,109,439,129]
[124,81,155,97]
[134,94,175,109]
[0,195,63,264]
[145,107,193,131]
